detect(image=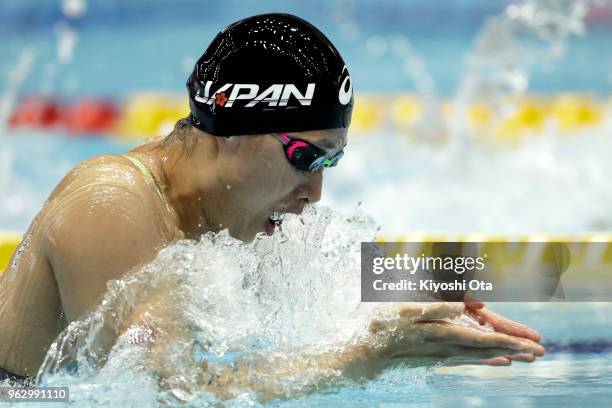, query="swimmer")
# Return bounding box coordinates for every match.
[0,13,543,397]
